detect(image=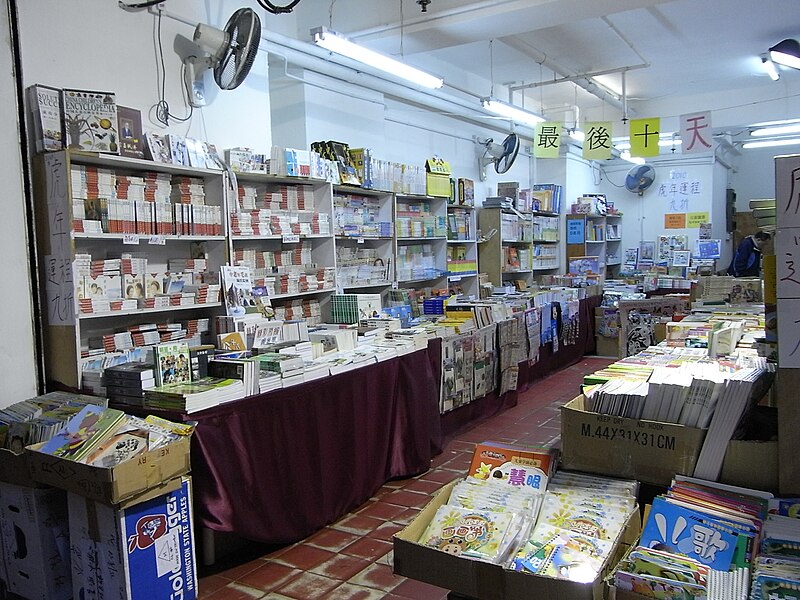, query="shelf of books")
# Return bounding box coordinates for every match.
[32,150,230,389]
[394,194,448,291]
[566,213,609,279]
[228,173,335,323]
[333,185,394,299]
[605,214,622,277]
[478,208,535,288]
[446,202,478,297]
